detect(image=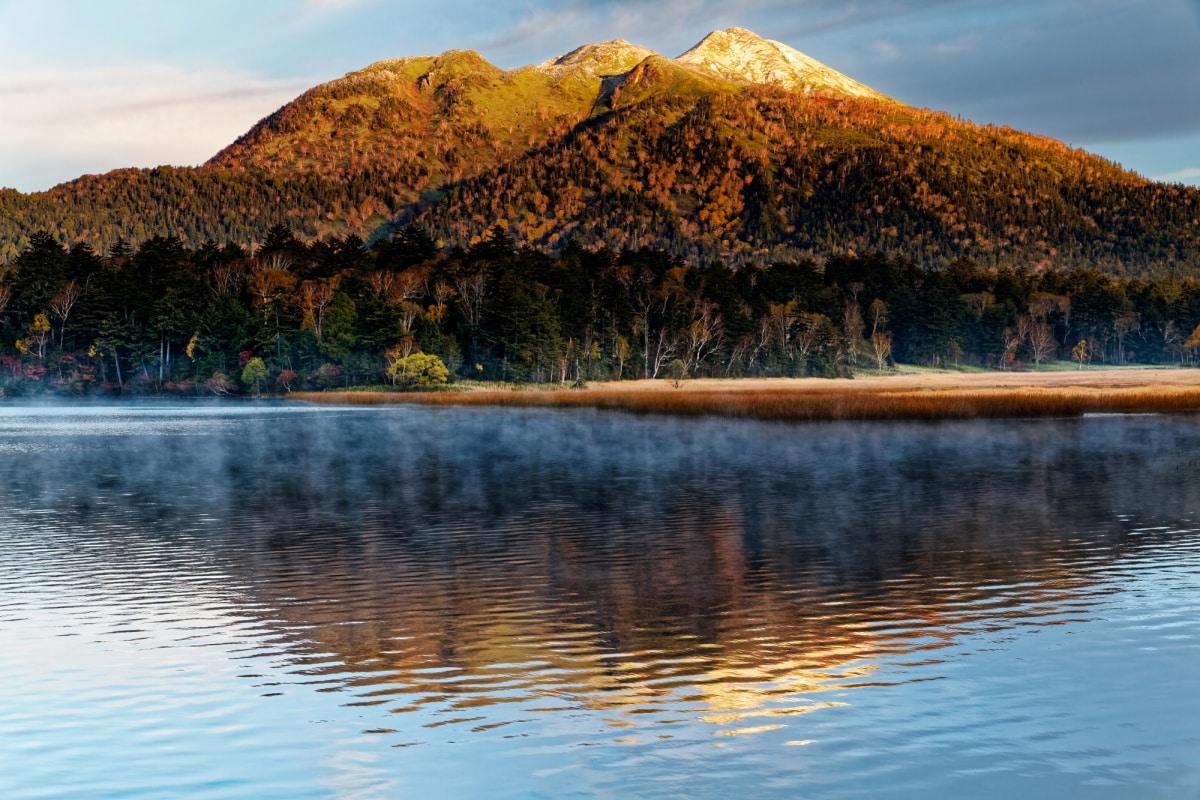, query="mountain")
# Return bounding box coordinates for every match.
[1,27,1198,275]
[535,39,657,79]
[675,27,887,100]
